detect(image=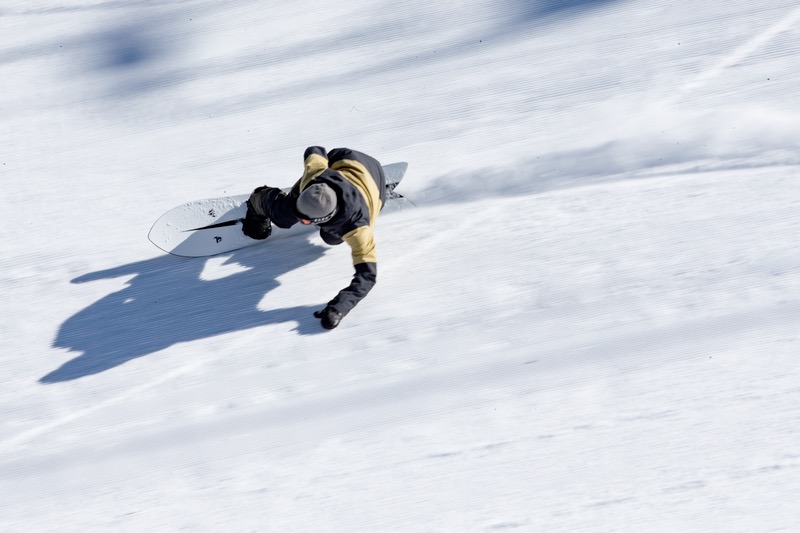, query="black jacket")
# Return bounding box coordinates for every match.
[250,147,386,316]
